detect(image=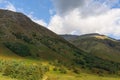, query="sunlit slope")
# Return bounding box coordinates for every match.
[61,33,120,62]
